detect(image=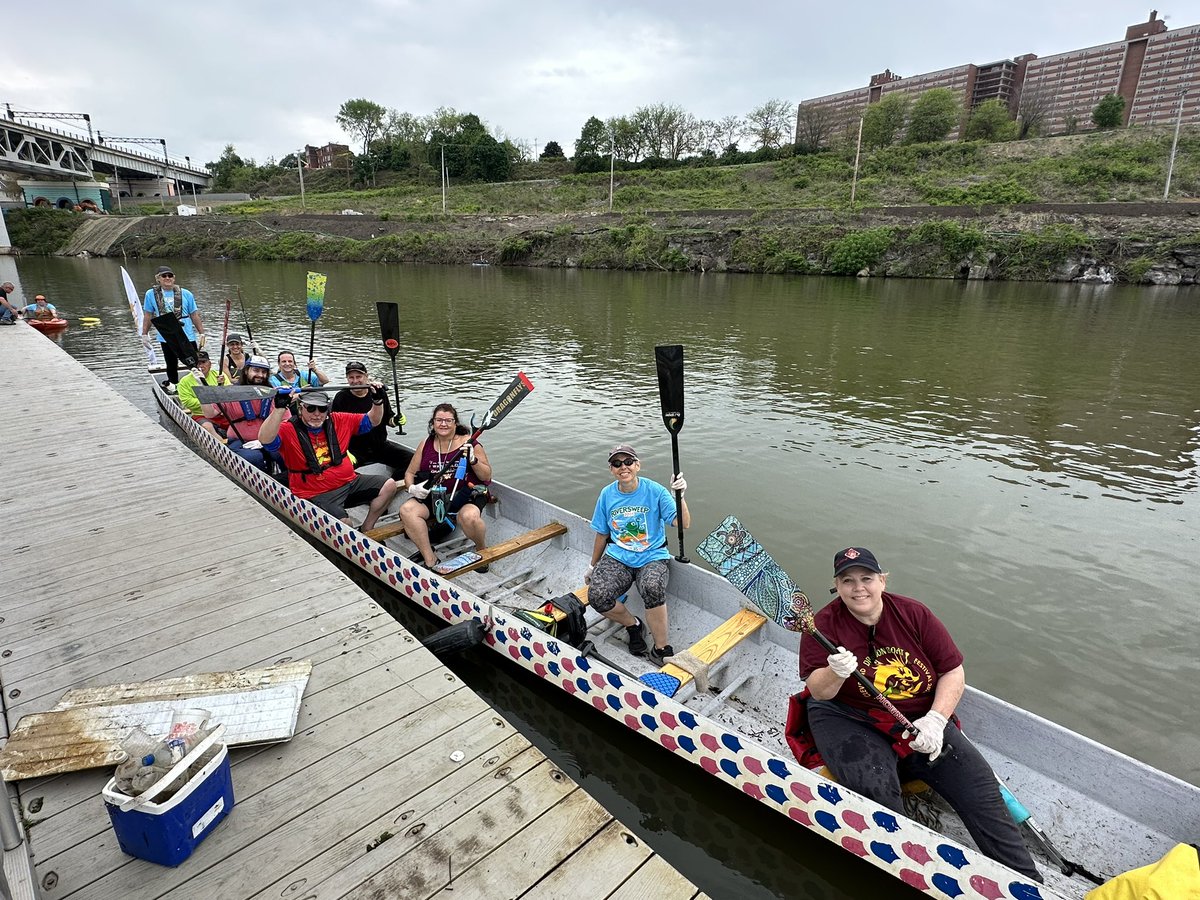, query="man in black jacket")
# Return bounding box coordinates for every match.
[331,361,408,476]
